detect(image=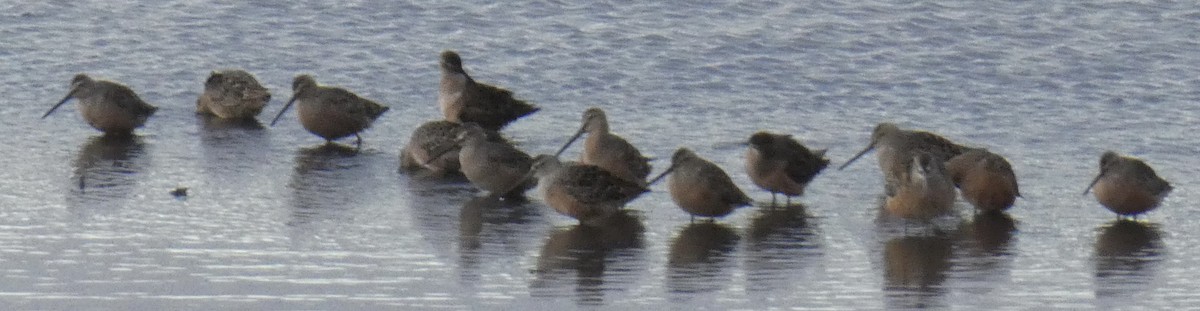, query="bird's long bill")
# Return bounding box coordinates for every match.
[1082,172,1104,195]
[269,96,298,126]
[554,126,587,157]
[837,142,875,170]
[42,92,75,119]
[422,146,455,166]
[647,164,677,186]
